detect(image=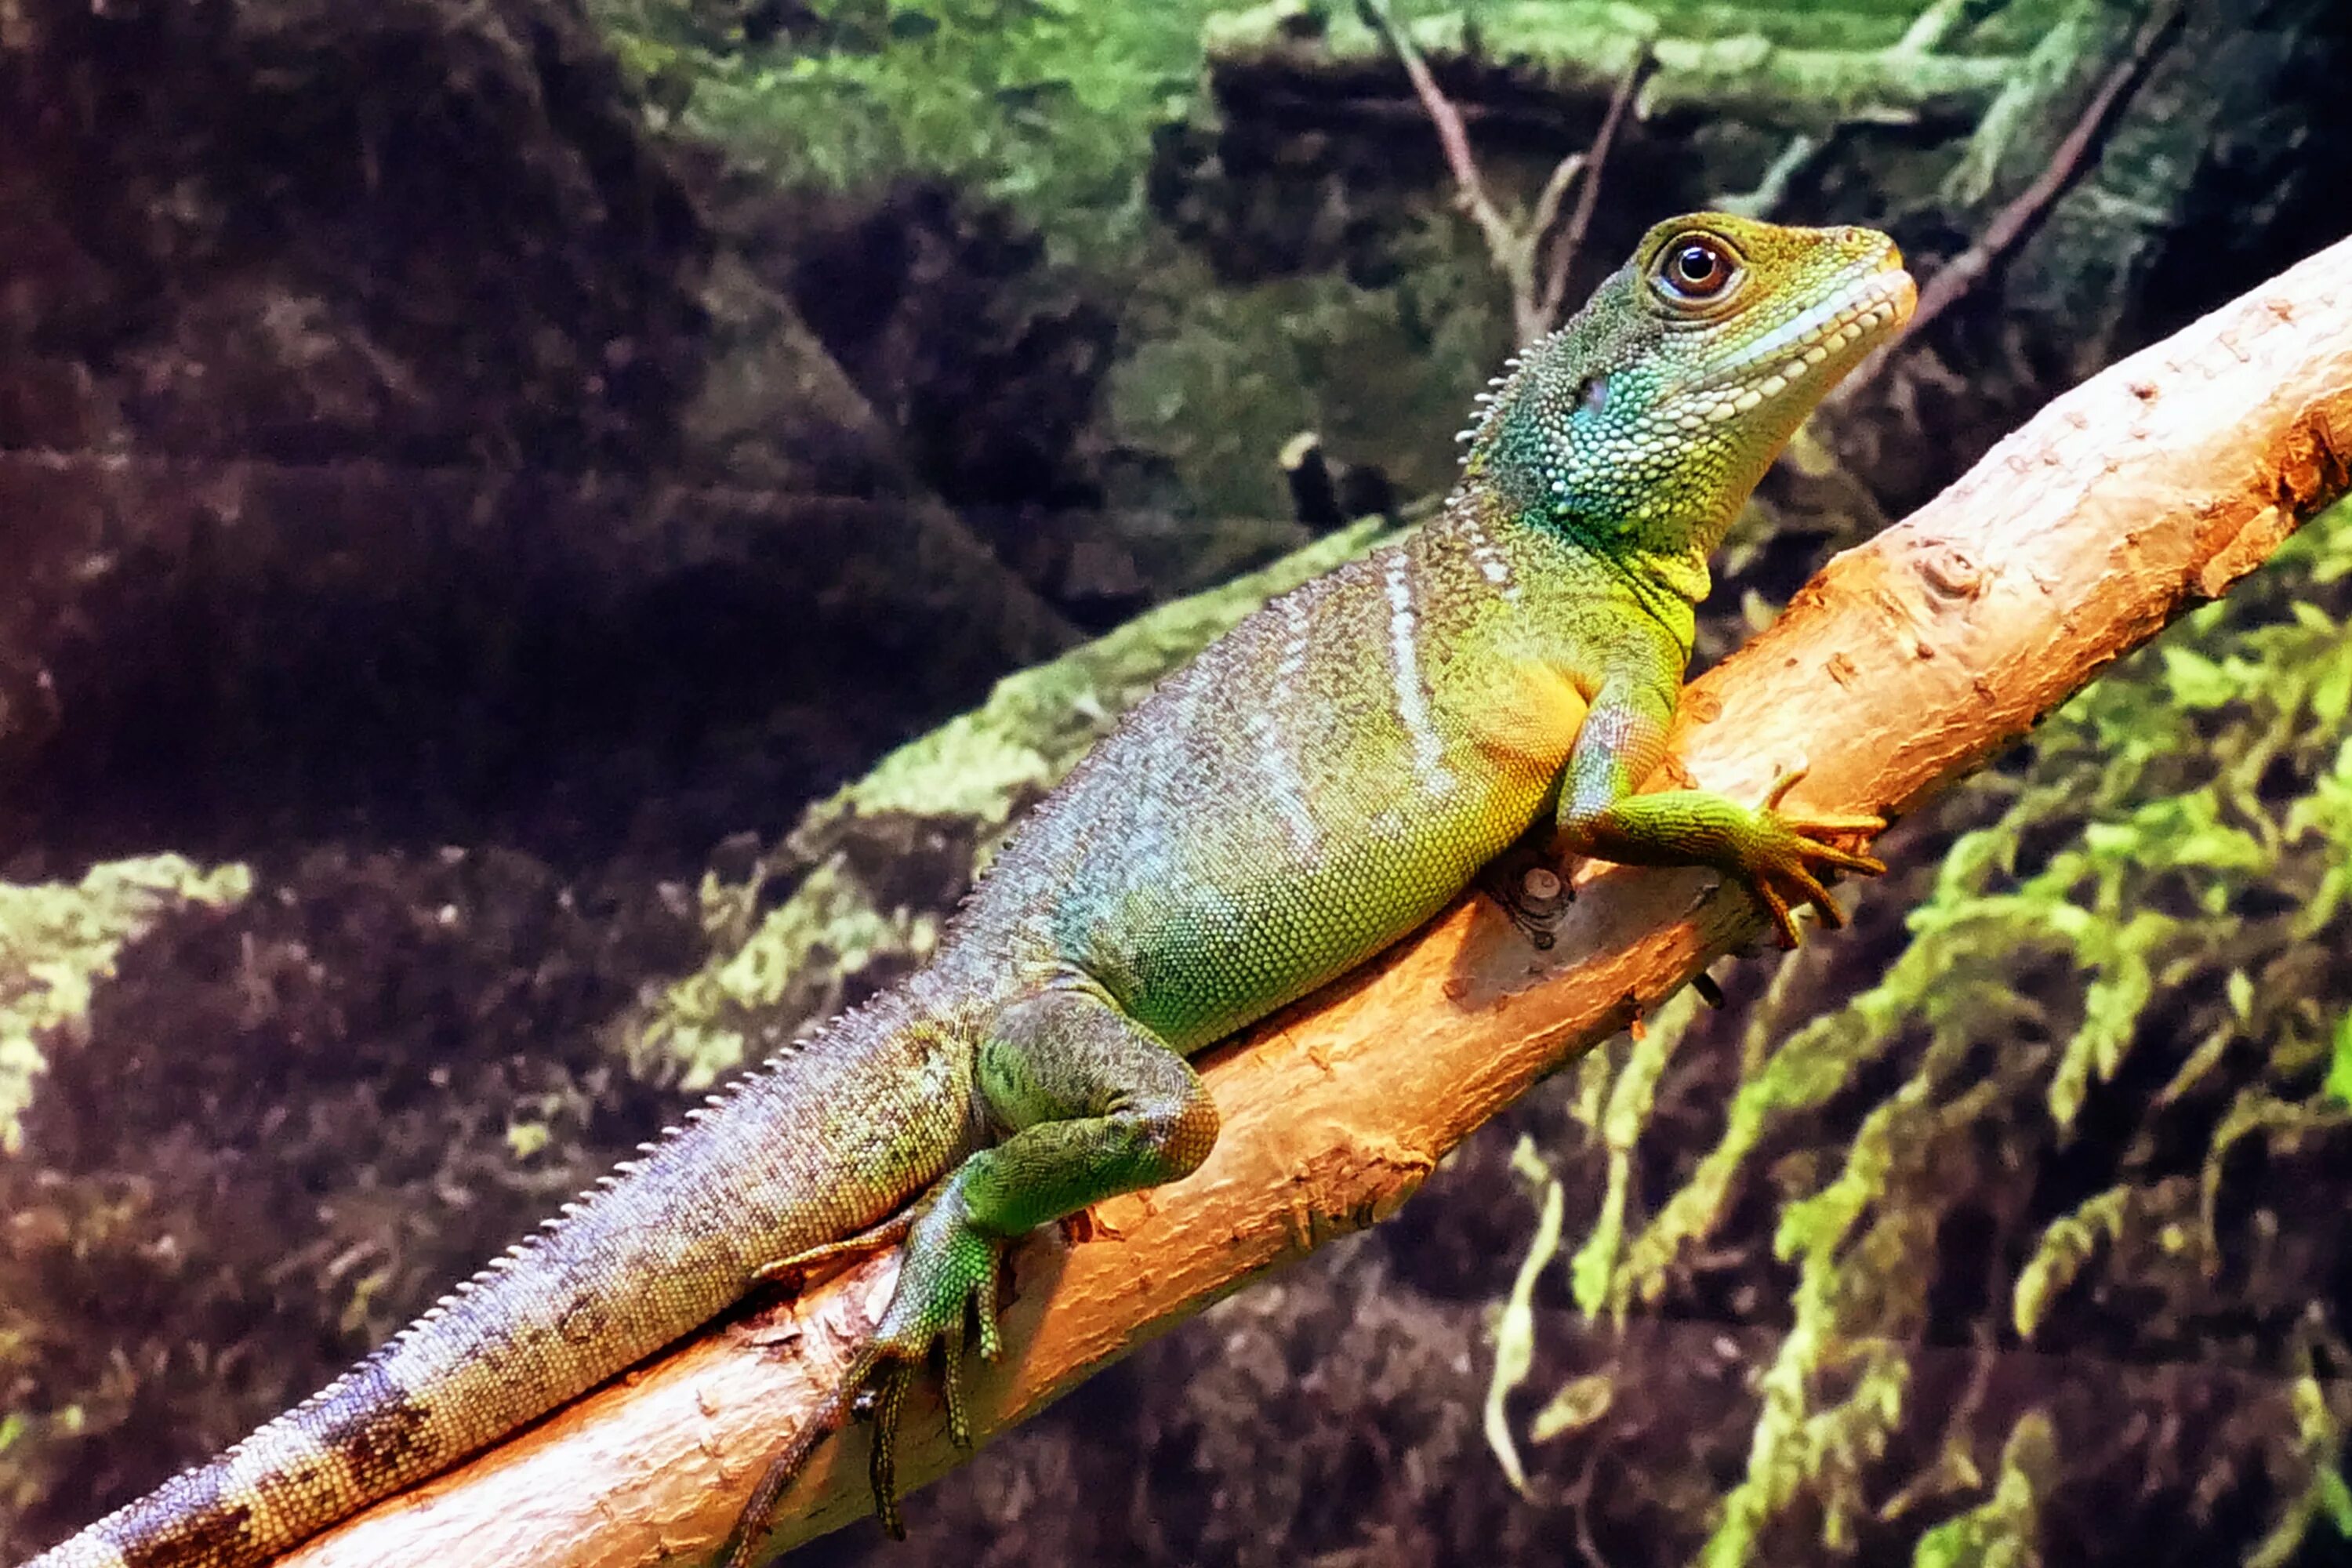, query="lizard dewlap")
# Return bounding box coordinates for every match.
[26,214,1913,1568]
